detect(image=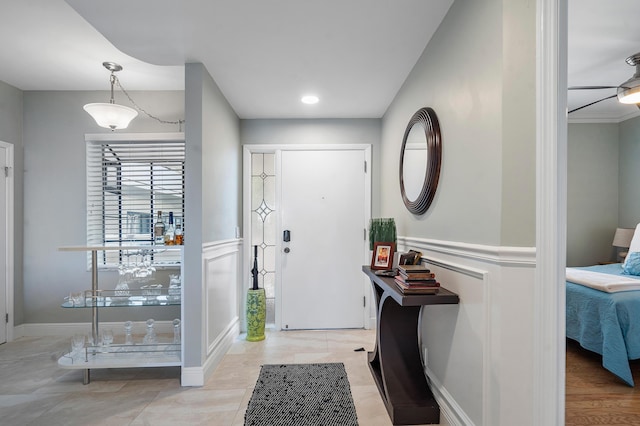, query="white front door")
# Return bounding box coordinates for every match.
[0,145,8,344]
[280,148,369,329]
